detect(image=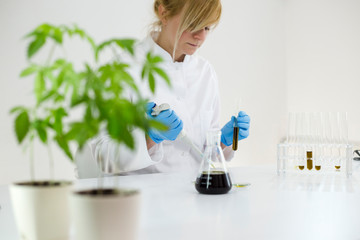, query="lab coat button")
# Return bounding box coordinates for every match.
[181,152,185,156]
[177,97,181,101]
